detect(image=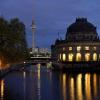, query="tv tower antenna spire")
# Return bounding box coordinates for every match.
[31,20,36,53]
